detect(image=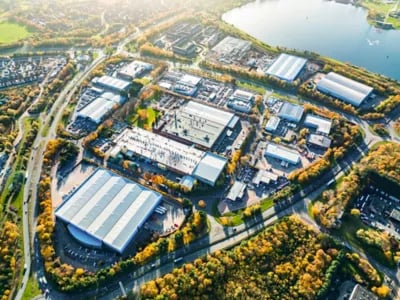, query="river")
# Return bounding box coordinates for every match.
[223,0,400,80]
